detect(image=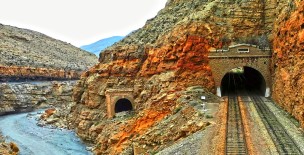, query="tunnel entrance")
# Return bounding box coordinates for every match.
[114,98,133,113]
[221,67,266,96]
